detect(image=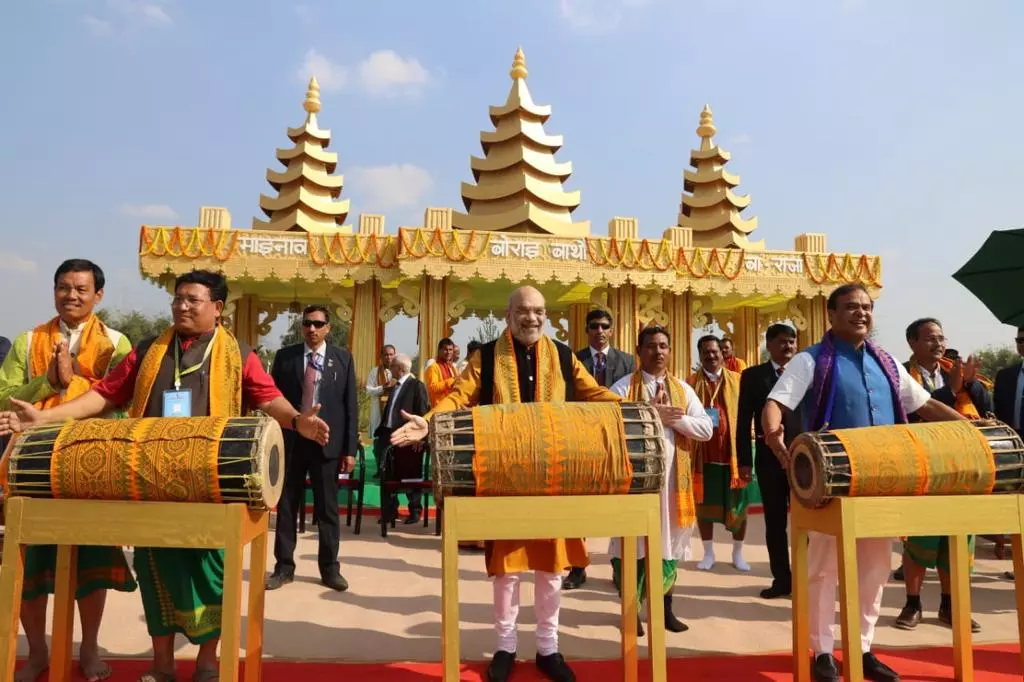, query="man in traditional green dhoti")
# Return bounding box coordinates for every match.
[1,270,330,682]
[0,259,135,682]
